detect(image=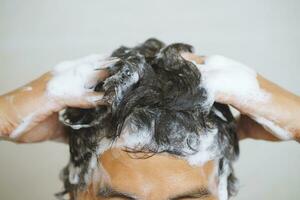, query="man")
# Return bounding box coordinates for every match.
[0,39,299,200]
